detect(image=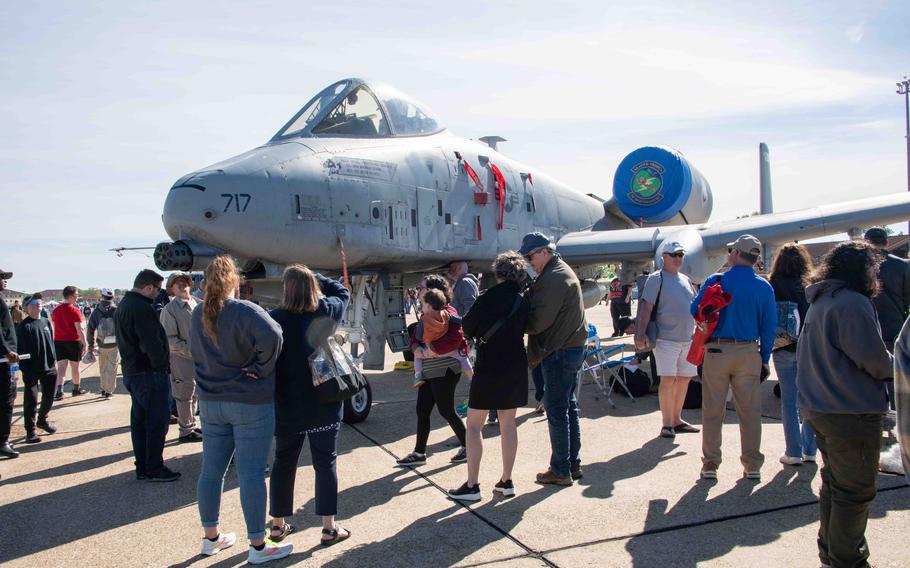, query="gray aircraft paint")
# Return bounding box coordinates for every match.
[154,78,910,369]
